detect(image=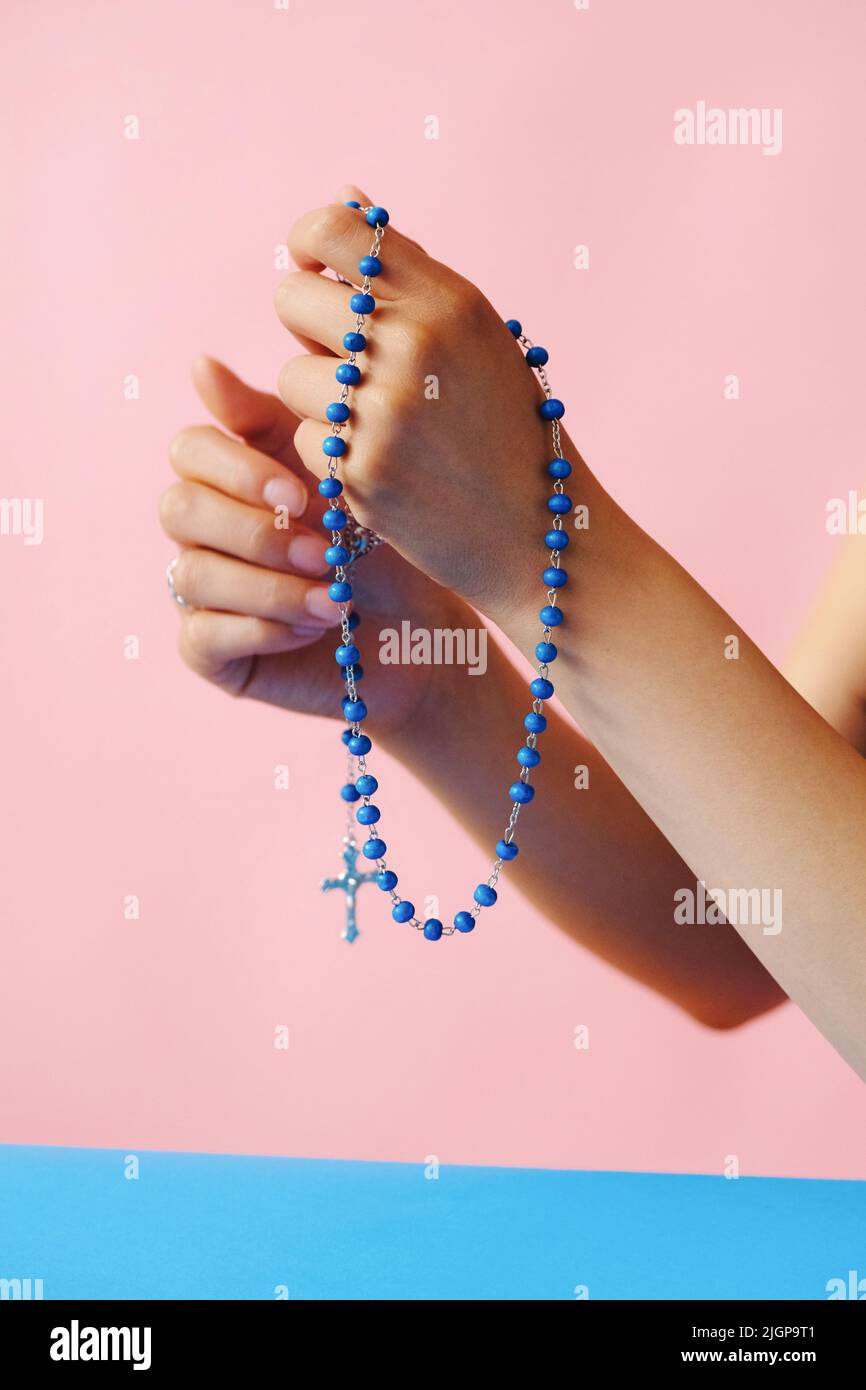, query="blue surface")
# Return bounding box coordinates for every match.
[0,1145,862,1300]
